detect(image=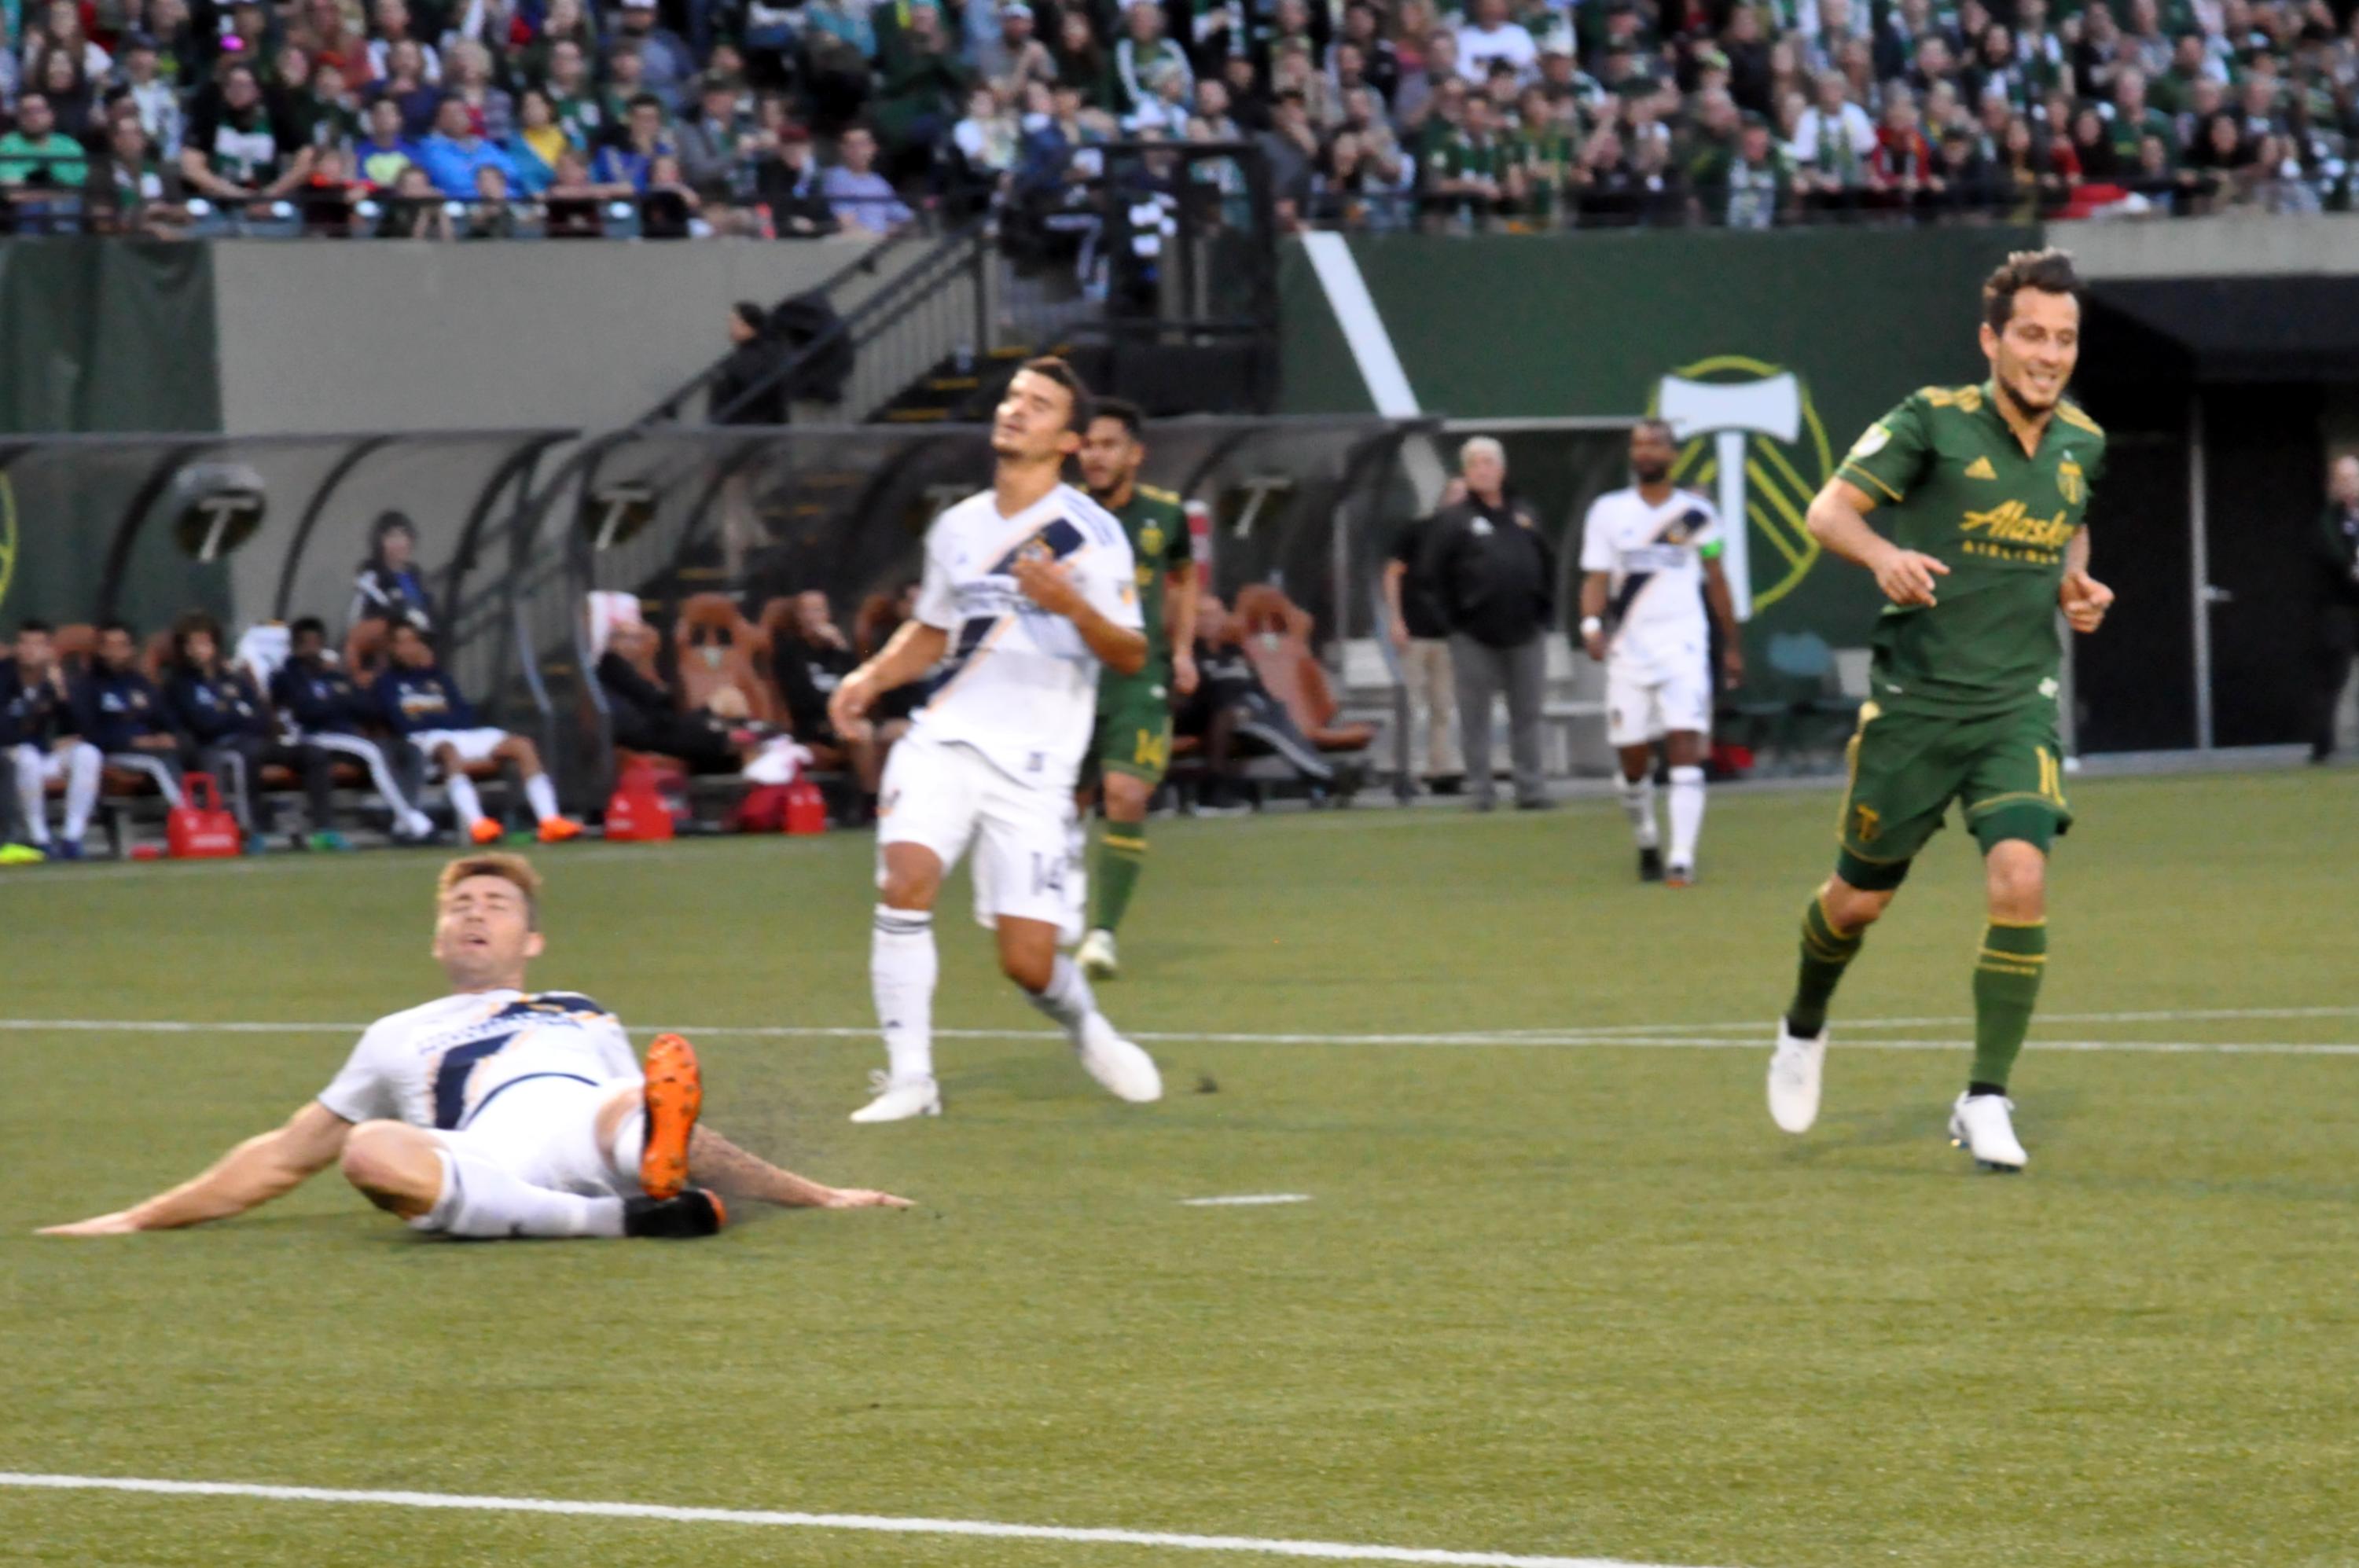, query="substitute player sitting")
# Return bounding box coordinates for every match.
[1072,396,1200,980]
[41,854,910,1239]
[829,358,1163,1123]
[1578,419,1744,887]
[1766,248,2115,1172]
[377,619,582,846]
